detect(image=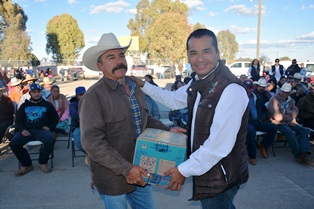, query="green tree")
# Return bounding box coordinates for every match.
[146,12,191,63]
[280,56,290,61]
[0,0,31,61]
[193,22,206,31]
[259,55,271,64]
[128,0,189,57]
[46,13,85,64]
[217,30,238,62]
[127,0,150,53]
